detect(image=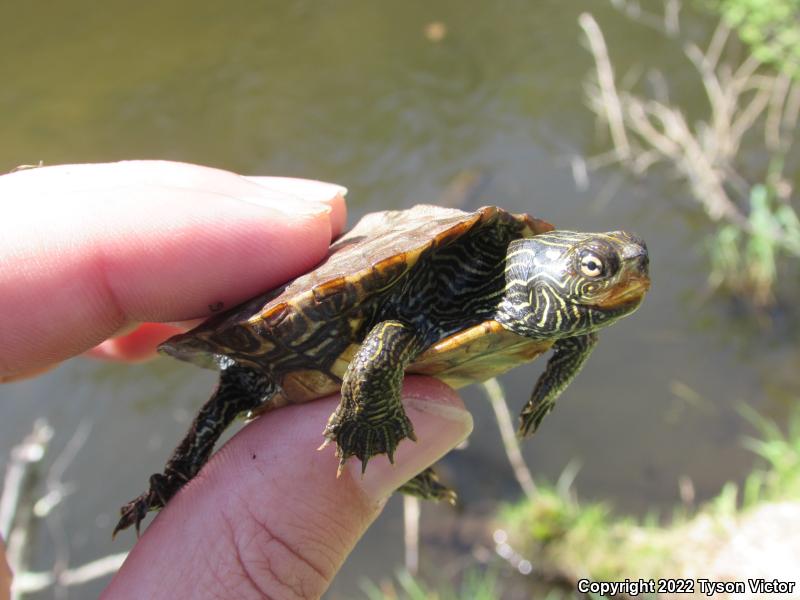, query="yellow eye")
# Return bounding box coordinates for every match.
[580,253,604,277]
